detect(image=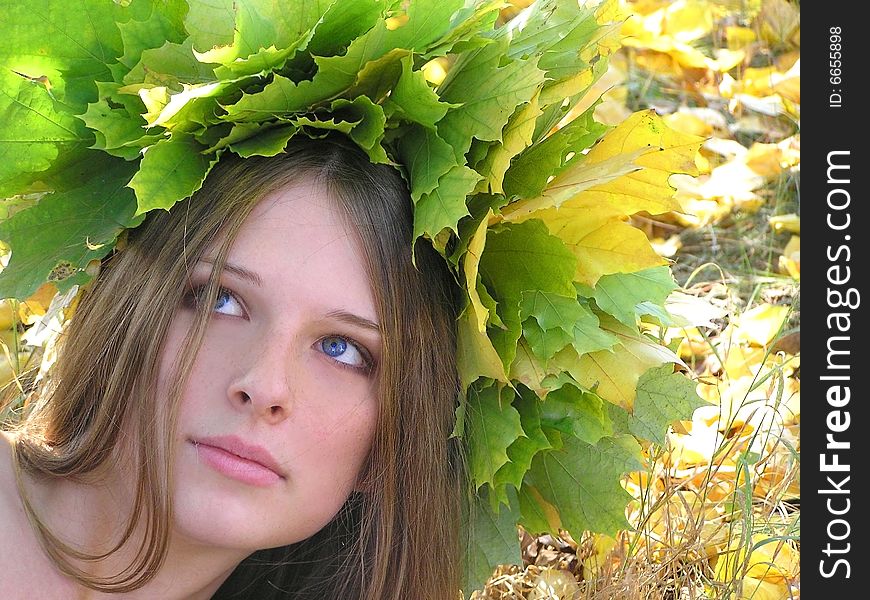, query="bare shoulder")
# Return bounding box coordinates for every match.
[0,432,28,570]
[0,432,72,599]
